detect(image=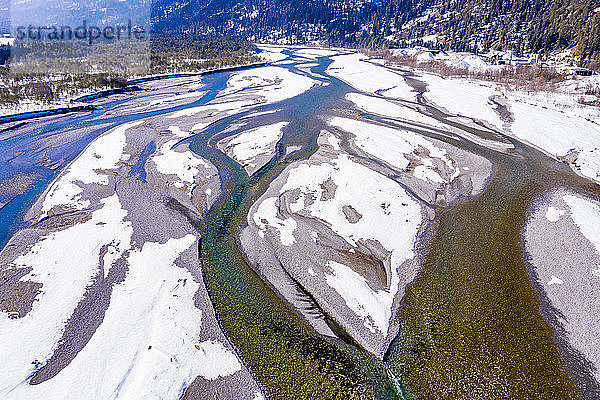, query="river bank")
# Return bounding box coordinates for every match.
[0,62,268,123]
